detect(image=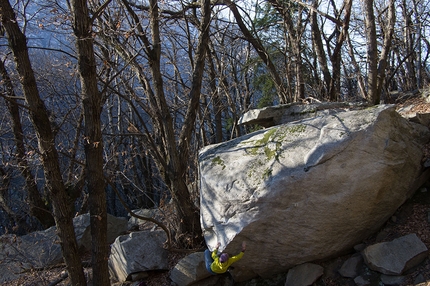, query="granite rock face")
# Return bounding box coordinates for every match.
[199,105,429,280]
